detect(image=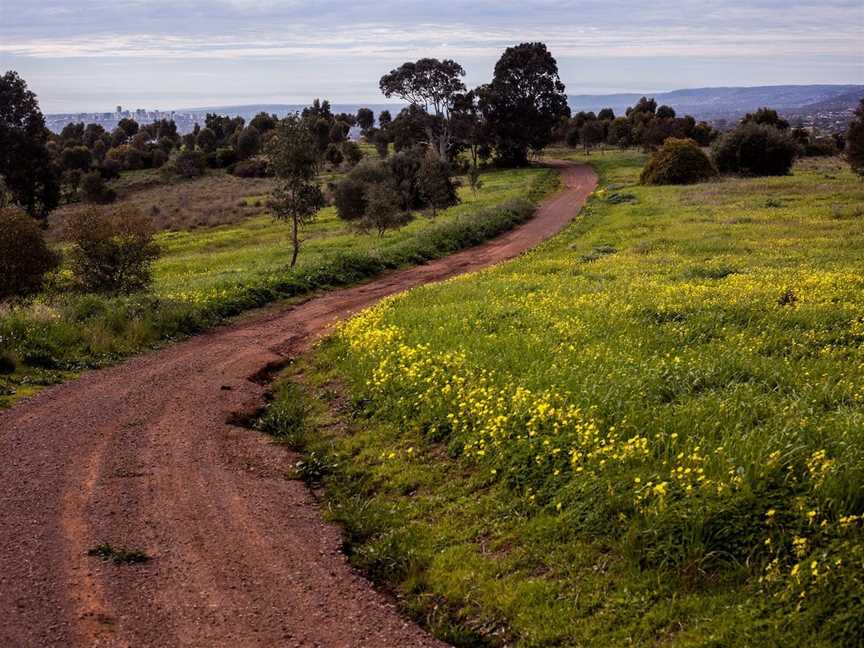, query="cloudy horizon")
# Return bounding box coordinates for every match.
[1,0,862,113]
